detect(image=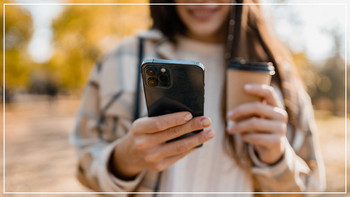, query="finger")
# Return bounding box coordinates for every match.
[241,133,282,149]
[227,102,288,122]
[150,116,212,145]
[132,111,193,134]
[153,129,215,159]
[227,117,286,135]
[152,149,195,172]
[244,84,282,108]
